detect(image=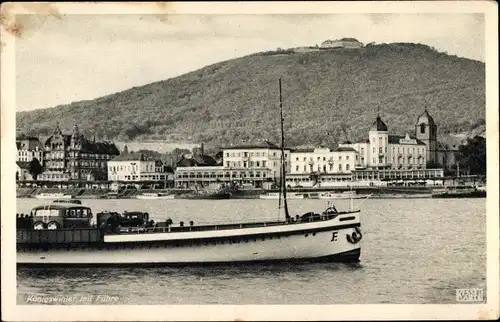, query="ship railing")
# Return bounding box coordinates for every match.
[106,212,353,235]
